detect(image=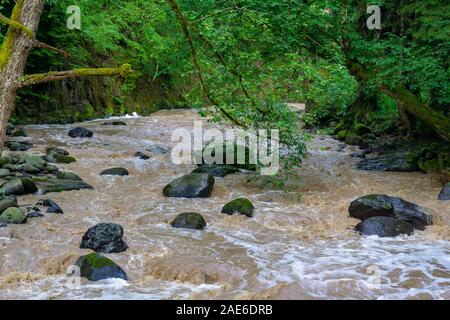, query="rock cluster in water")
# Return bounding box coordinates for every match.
[349,194,433,237]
